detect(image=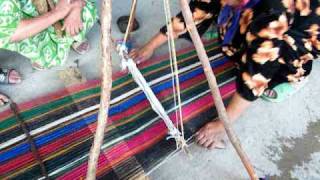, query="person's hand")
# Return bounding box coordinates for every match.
[129,45,155,64]
[54,0,72,18]
[54,0,85,19]
[70,0,86,10]
[195,120,227,150]
[63,8,83,36]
